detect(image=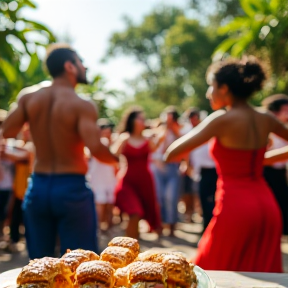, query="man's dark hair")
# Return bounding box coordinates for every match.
[164,106,179,122]
[45,44,77,78]
[97,118,114,130]
[262,94,288,113]
[186,107,200,119]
